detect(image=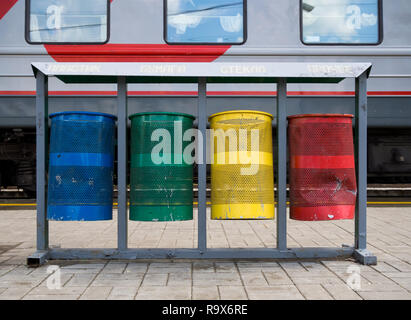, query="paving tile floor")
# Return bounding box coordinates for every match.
[0,207,410,300]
